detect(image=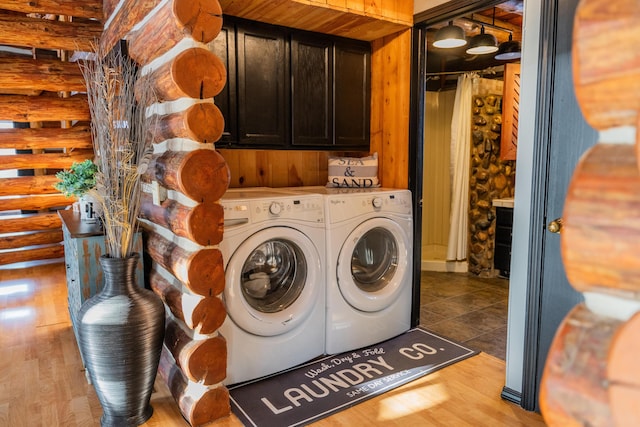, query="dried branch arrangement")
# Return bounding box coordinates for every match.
[81,43,156,258]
